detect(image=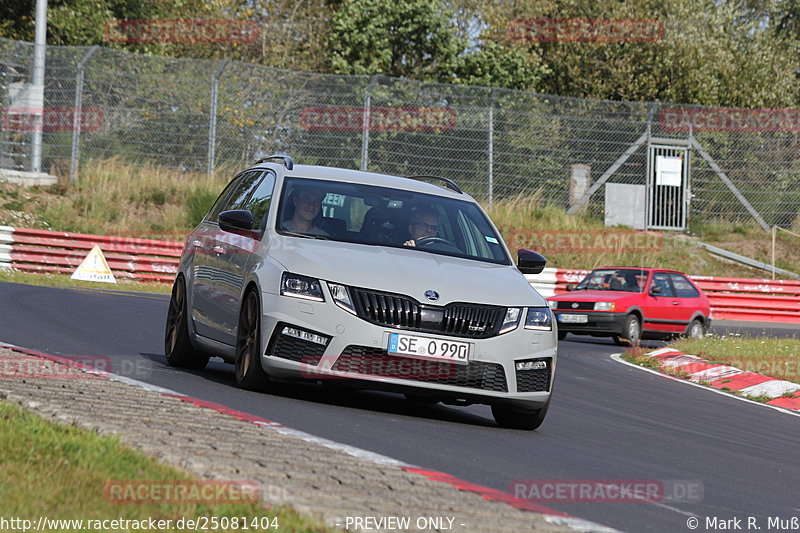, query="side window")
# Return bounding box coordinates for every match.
[651,273,675,296]
[243,171,276,229]
[204,177,240,222]
[224,171,265,212]
[670,274,700,298]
